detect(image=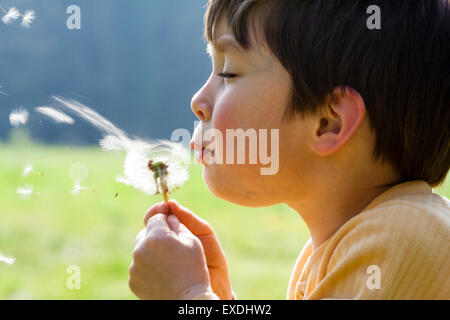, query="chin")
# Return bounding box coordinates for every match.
[202,164,279,208]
